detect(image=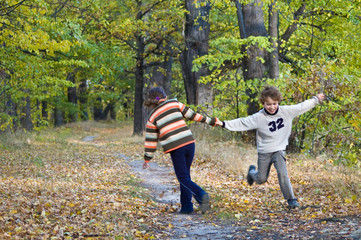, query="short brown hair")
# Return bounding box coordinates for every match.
[259,86,282,104]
